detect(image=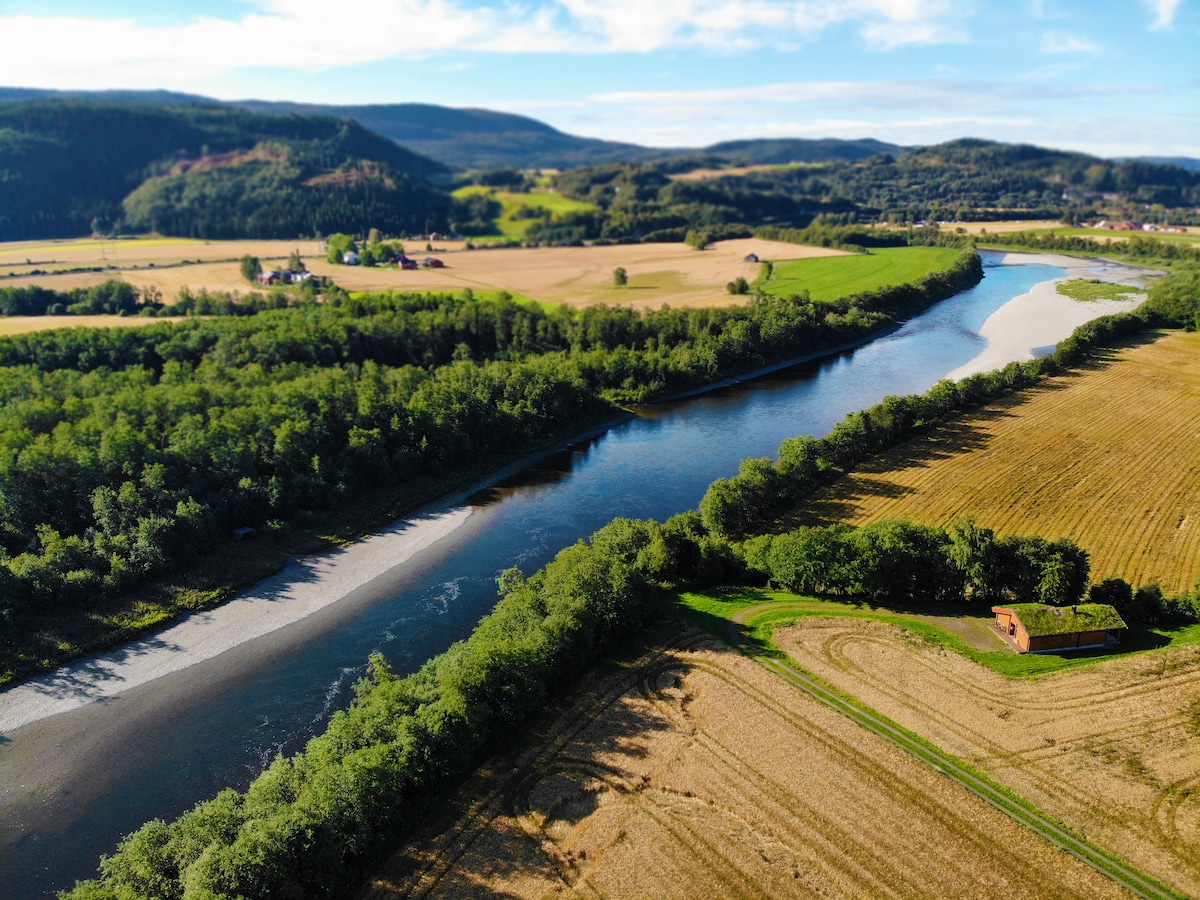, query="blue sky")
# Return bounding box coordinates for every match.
[1,0,1196,157]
